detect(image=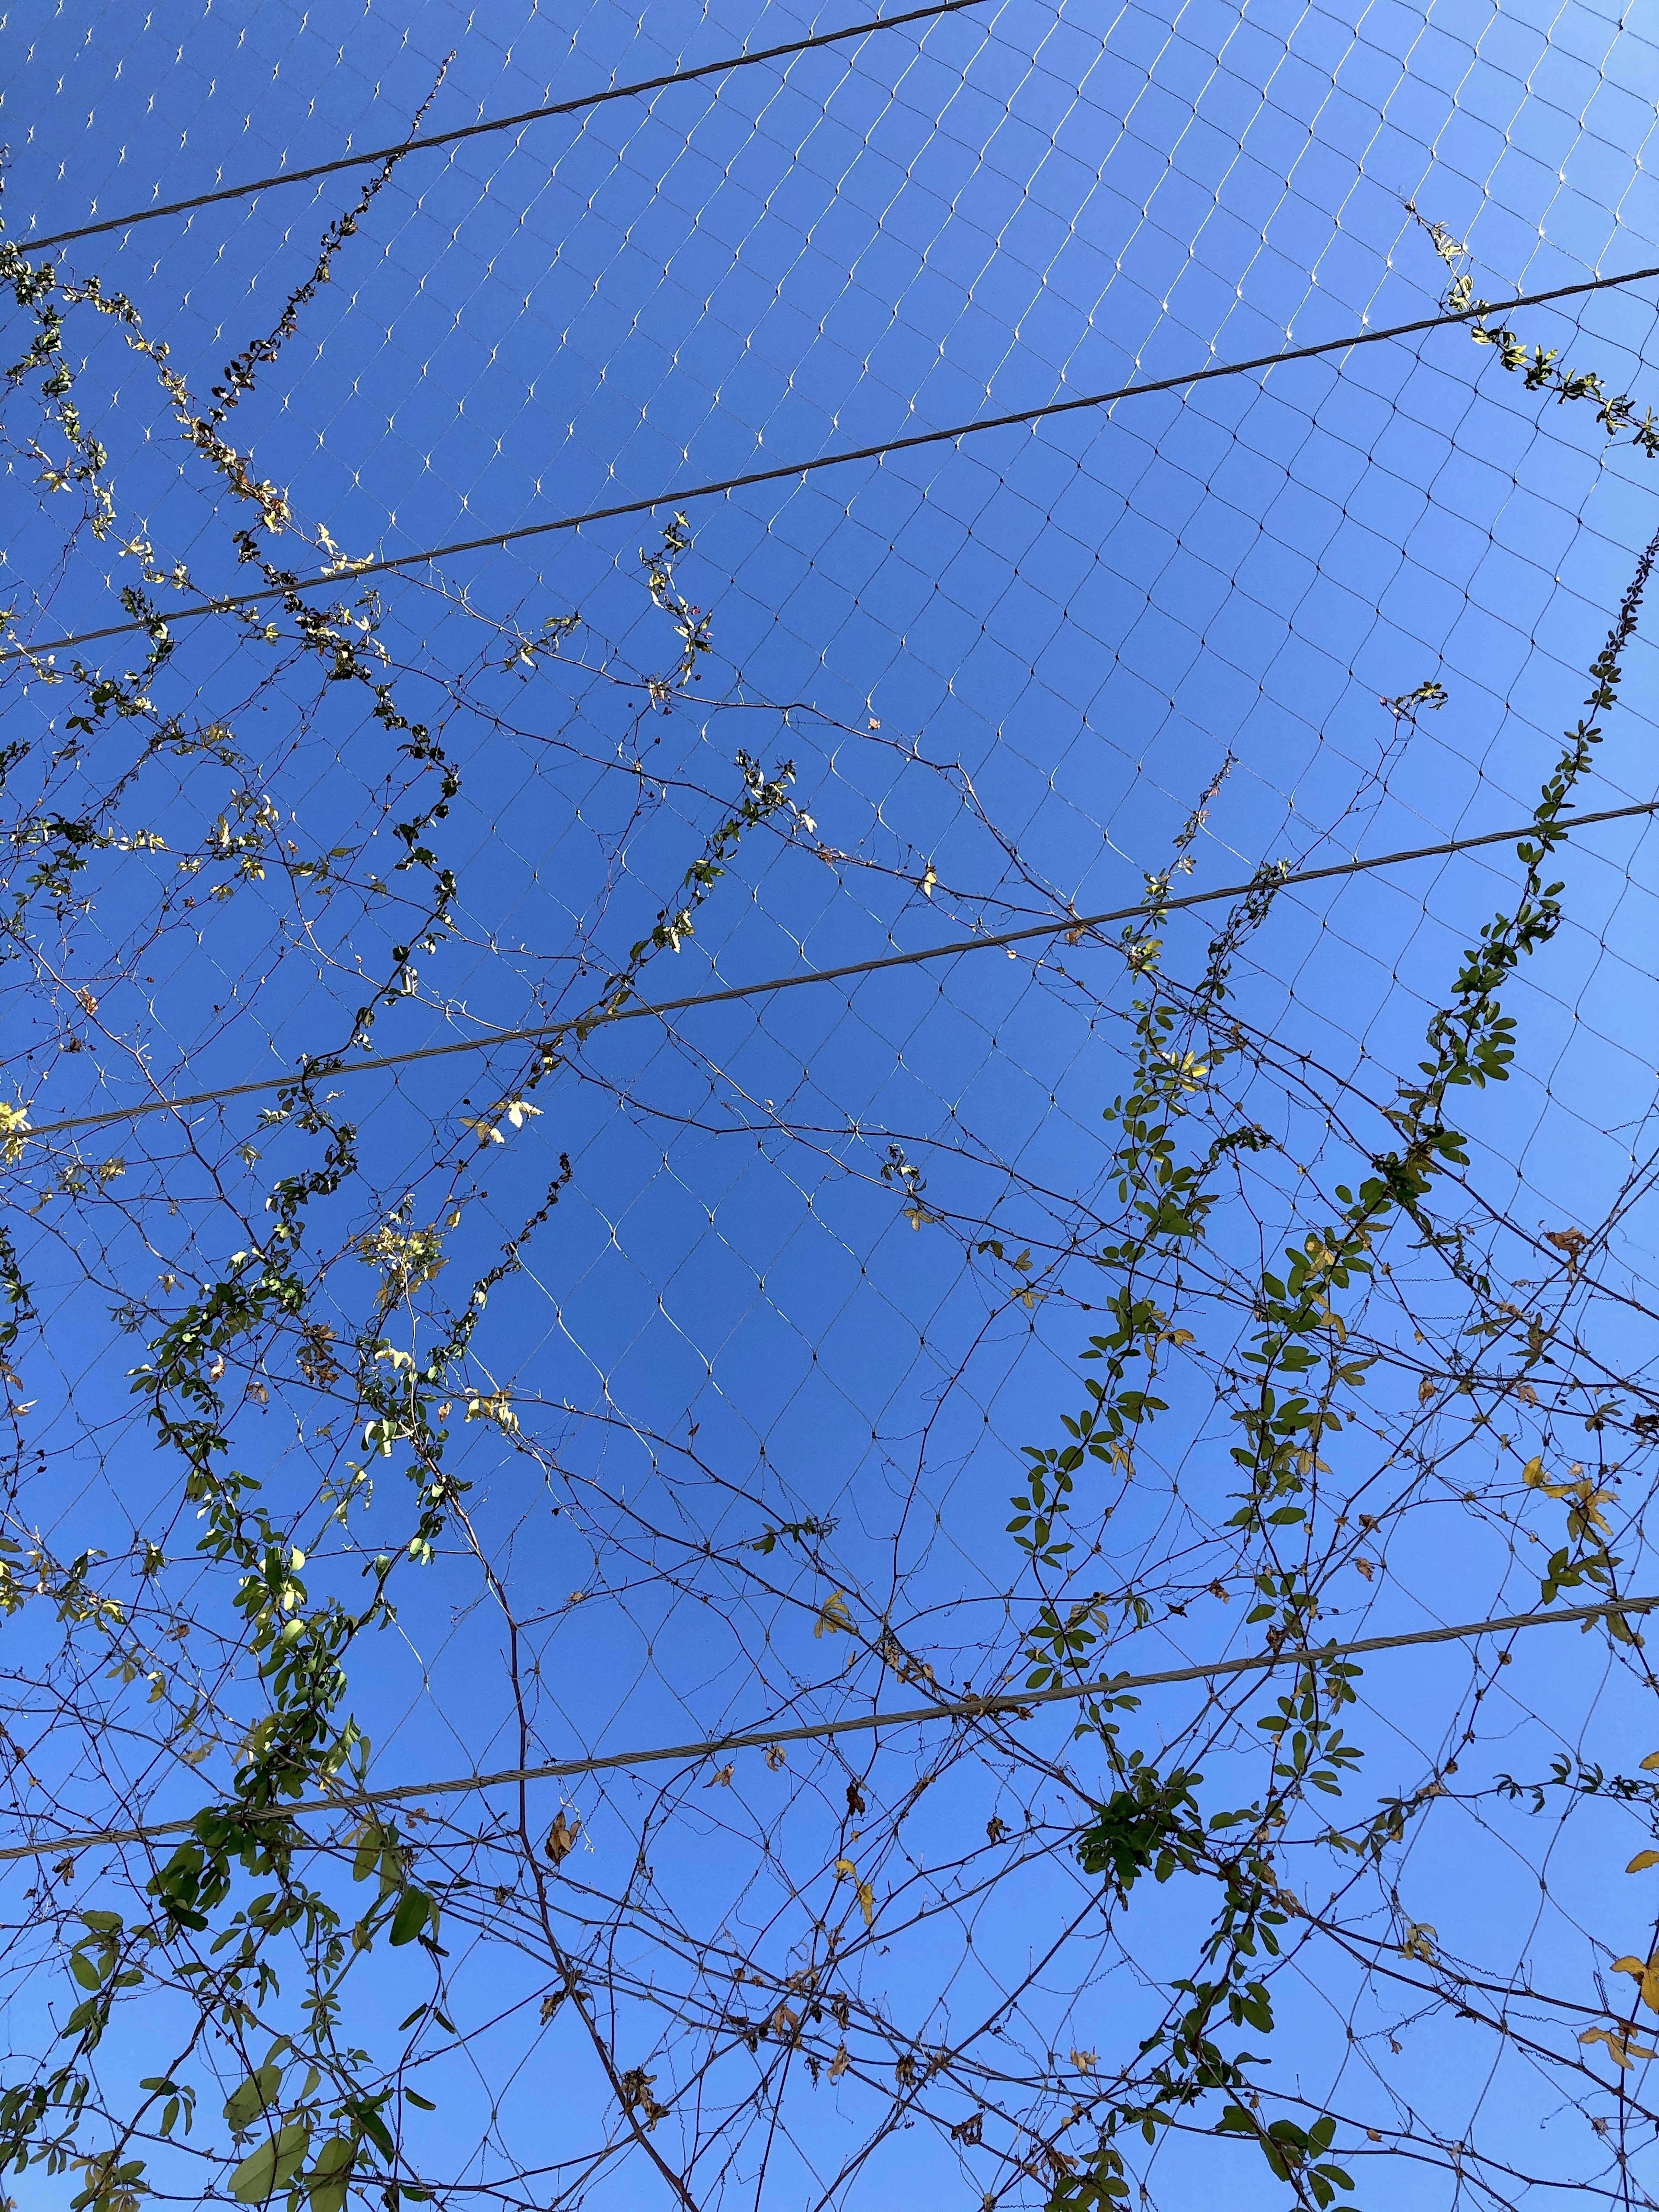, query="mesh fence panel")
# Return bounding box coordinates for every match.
[5,0,1659,2208]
